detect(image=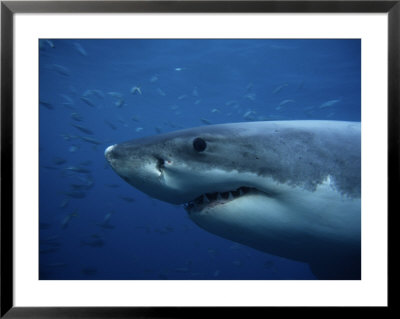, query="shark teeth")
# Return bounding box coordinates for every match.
[184,187,253,212]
